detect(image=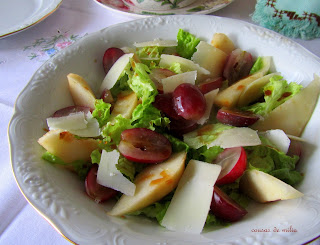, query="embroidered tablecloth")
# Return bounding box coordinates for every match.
[0,0,319,244]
